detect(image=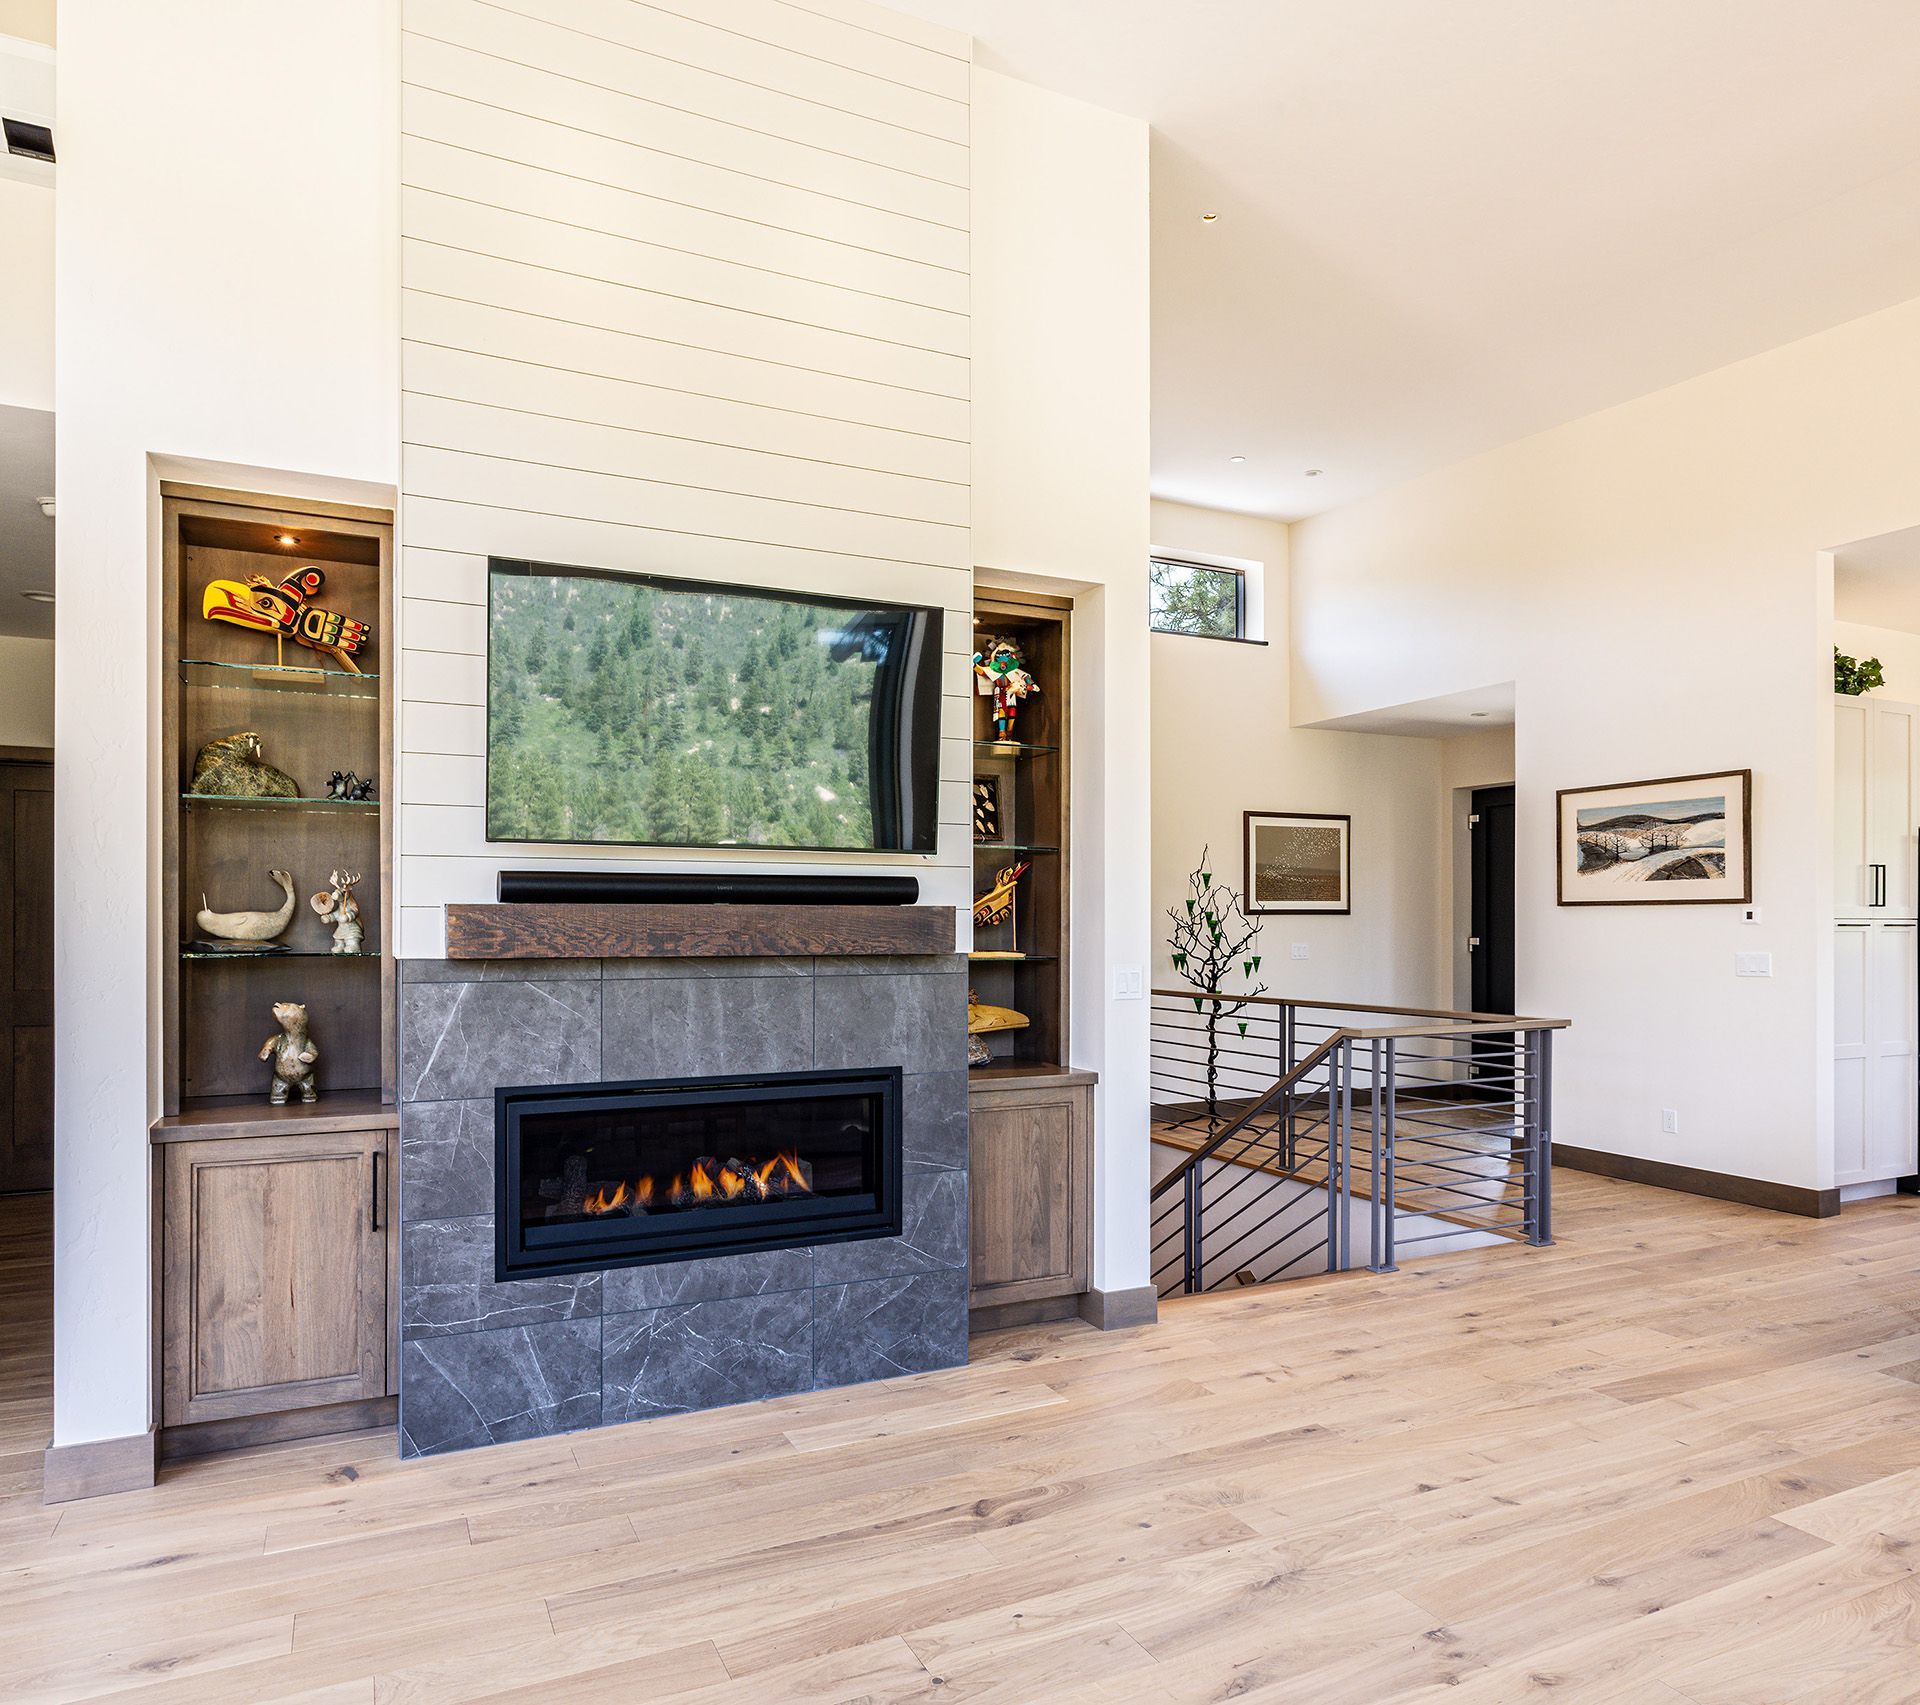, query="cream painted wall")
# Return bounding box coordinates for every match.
[973,68,1152,1298]
[52,1,401,1448]
[0,2,54,45]
[0,177,51,412]
[0,633,53,746]
[1294,296,1920,1192]
[1149,499,1446,1015]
